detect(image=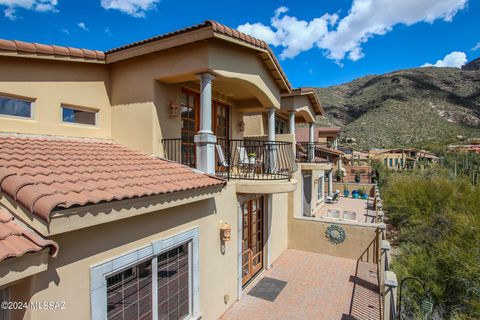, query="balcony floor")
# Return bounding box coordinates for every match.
[220,249,381,320]
[315,197,377,223]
